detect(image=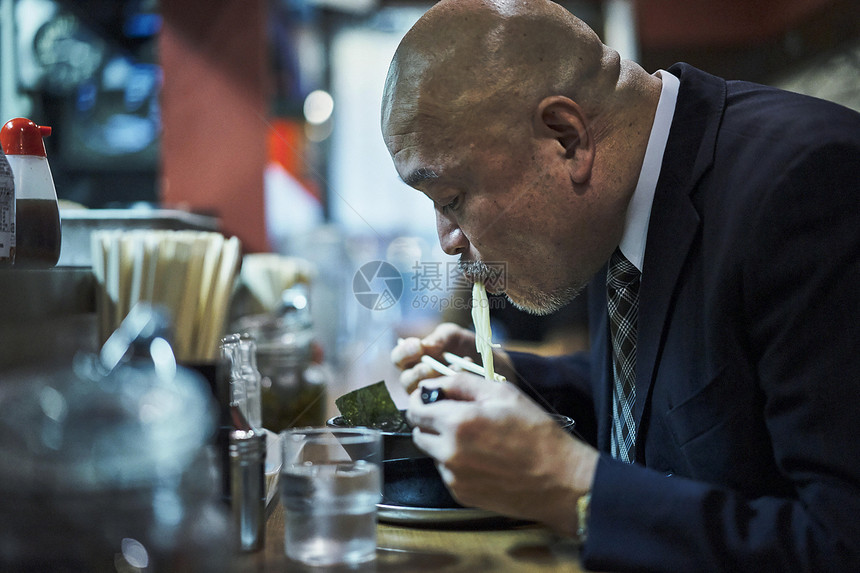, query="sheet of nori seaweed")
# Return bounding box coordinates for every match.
[335,380,410,432]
